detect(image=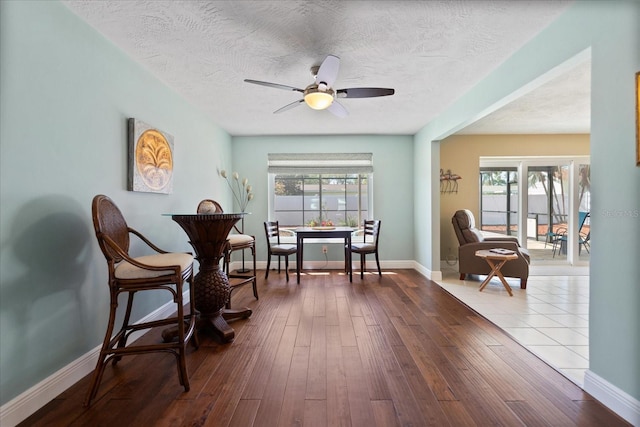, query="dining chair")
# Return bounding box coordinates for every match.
[552,211,590,257]
[544,218,565,249]
[85,195,198,407]
[348,219,382,279]
[264,221,297,281]
[197,199,257,304]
